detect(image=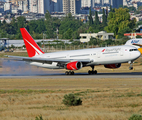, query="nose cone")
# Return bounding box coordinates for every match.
[135,50,141,59]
